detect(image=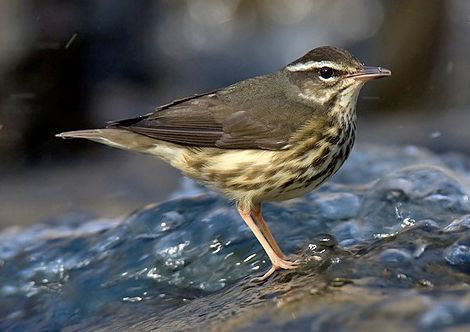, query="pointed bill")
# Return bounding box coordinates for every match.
[347,66,391,80]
